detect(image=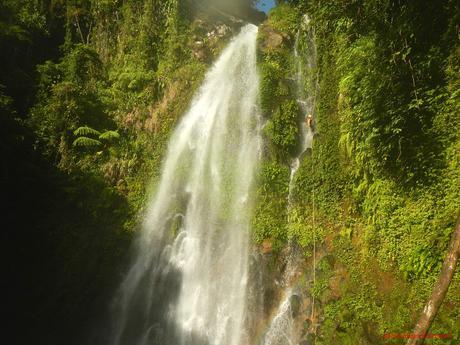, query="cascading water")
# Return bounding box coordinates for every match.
[111,24,262,345]
[262,15,319,345]
[289,15,318,195]
[260,289,297,345]
[260,248,304,345]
